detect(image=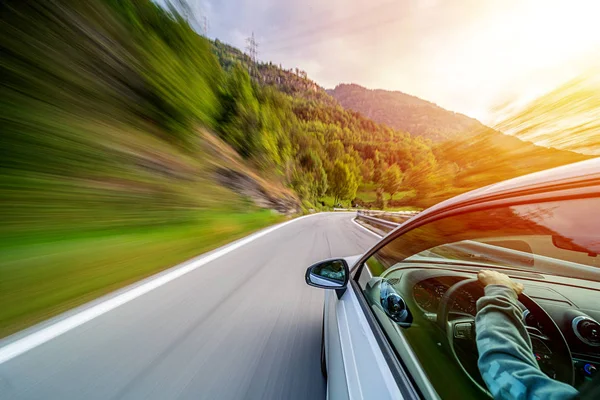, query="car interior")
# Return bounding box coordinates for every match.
[356,196,600,399]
